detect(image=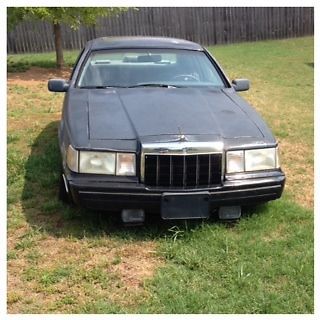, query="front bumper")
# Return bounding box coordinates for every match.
[66,170,285,213]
